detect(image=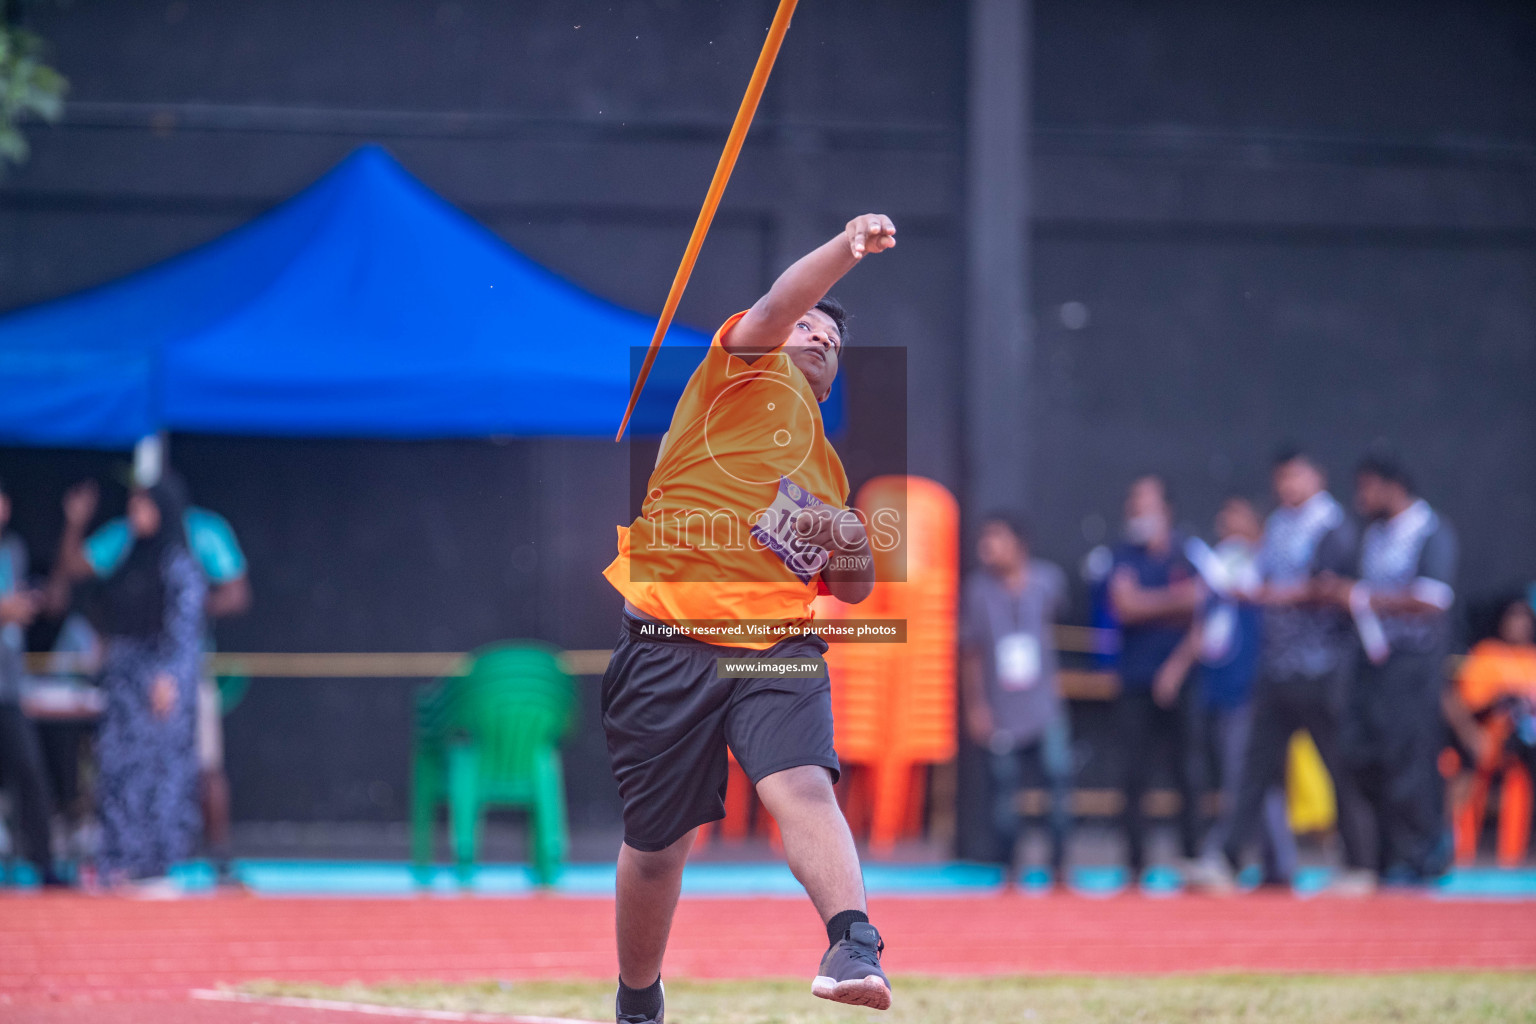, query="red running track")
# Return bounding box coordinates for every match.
[4,892,1535,1017]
